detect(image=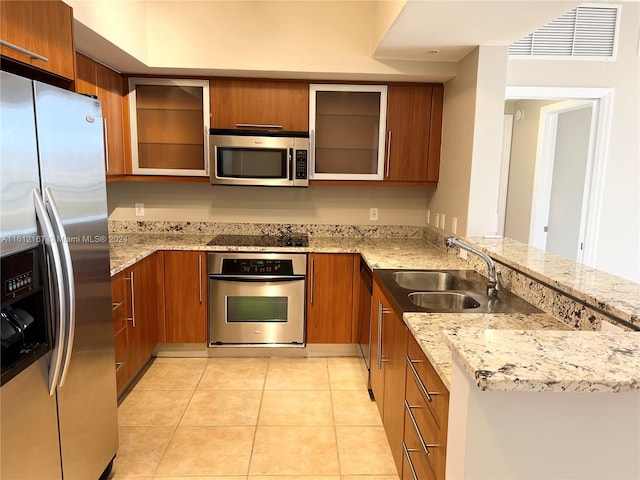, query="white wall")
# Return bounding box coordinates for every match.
[506,1,640,282]
[504,99,559,242]
[106,182,429,226]
[427,46,508,238]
